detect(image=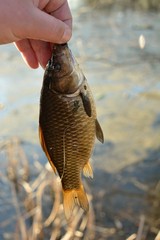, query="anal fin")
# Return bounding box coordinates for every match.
[39,125,57,174]
[83,162,93,179]
[63,185,89,220]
